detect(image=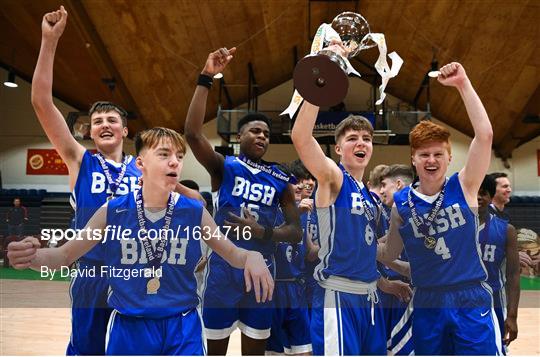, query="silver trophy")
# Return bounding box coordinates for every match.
[293,12,376,107]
